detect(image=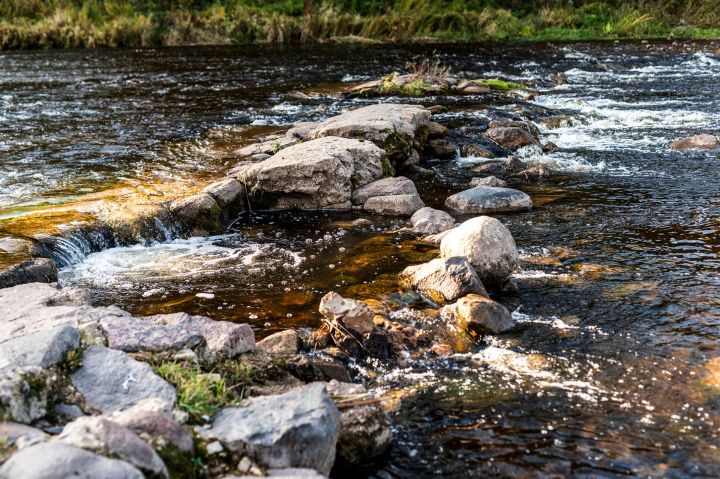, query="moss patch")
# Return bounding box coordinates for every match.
[474,78,527,91]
